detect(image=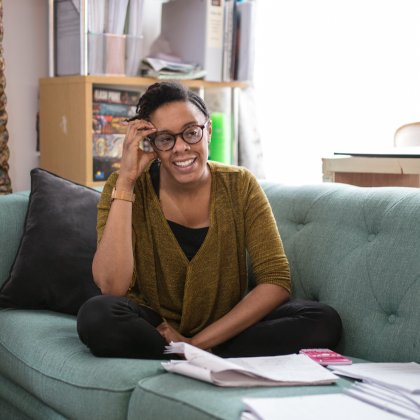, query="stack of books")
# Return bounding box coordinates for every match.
[92,88,140,181]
